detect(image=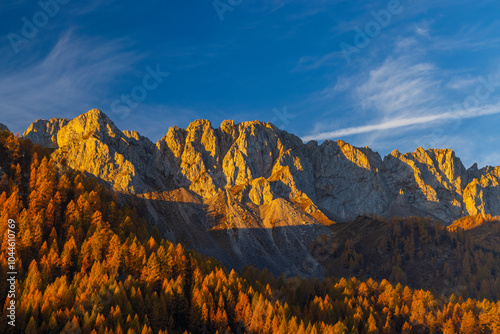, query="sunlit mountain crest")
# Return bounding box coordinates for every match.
[17,109,500,276]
